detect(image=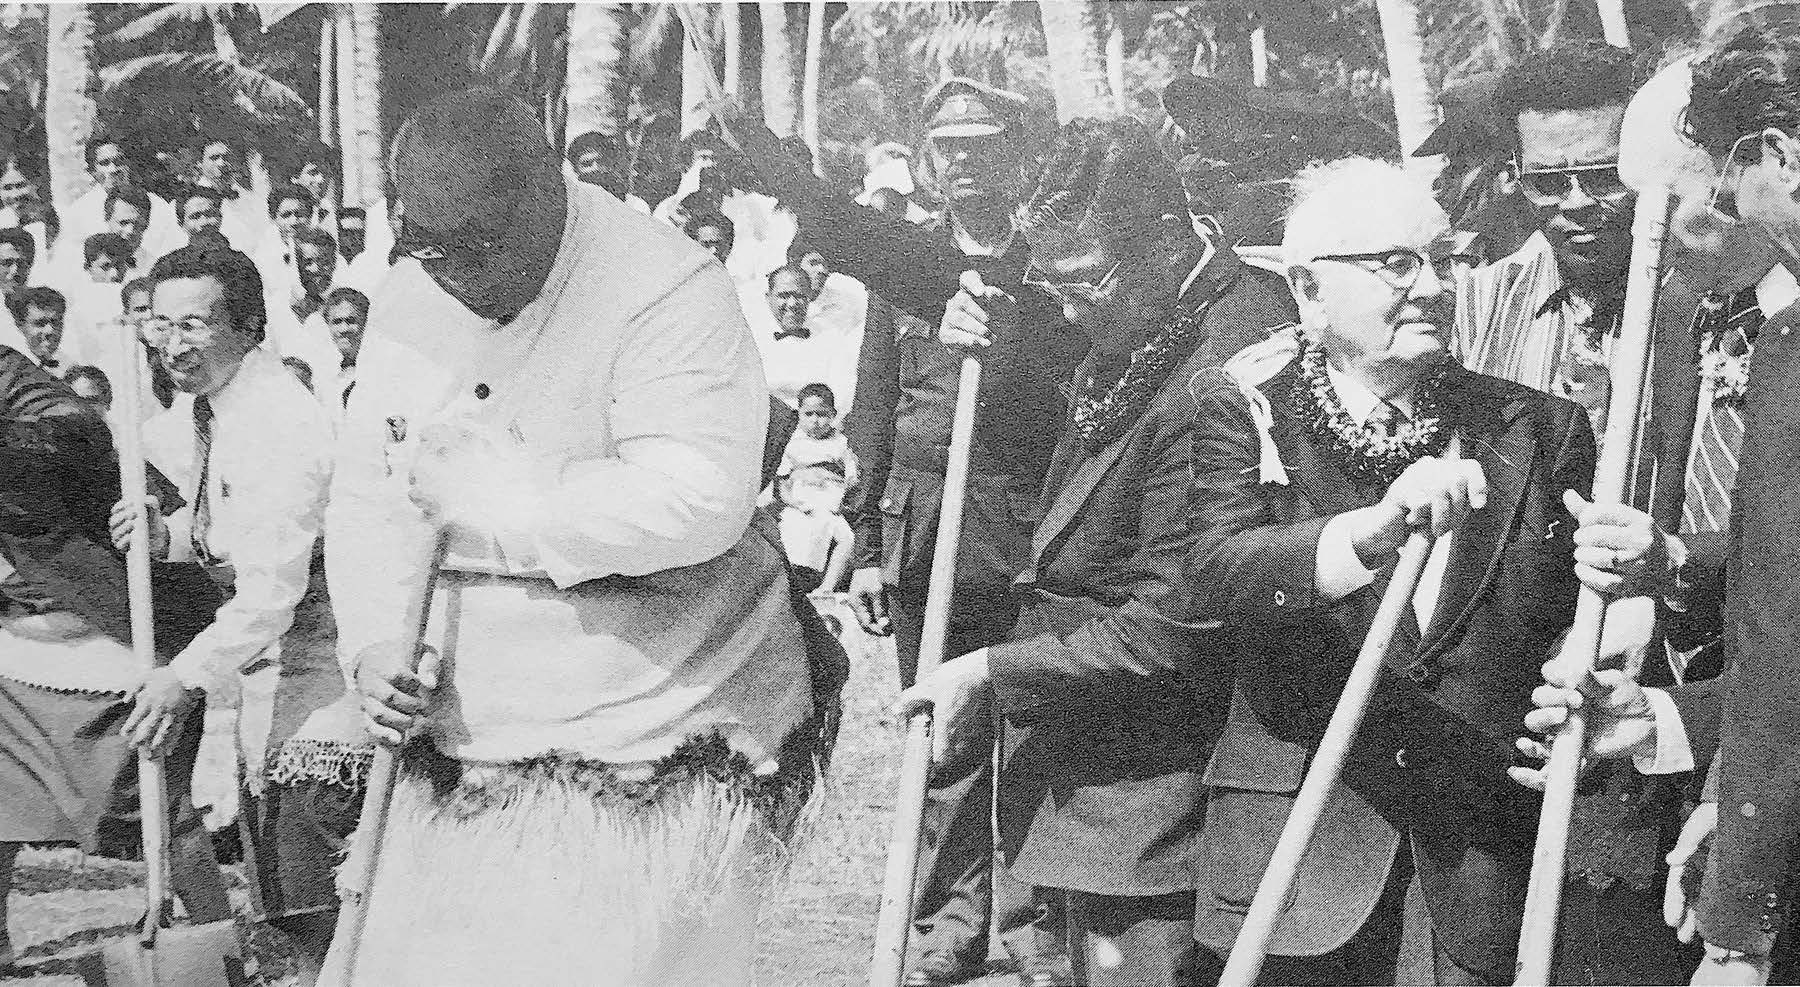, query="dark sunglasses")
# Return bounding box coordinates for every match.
[1513,159,1629,202]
